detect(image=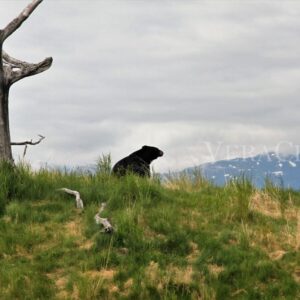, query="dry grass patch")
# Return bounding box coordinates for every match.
[145,261,194,288]
[55,277,68,290]
[182,210,202,230]
[47,269,65,281]
[164,180,184,191]
[117,278,133,298]
[187,241,200,263]
[231,289,248,297]
[15,245,33,260]
[144,261,170,292]
[2,216,11,223]
[71,284,80,300]
[293,267,300,284]
[250,192,298,220]
[79,239,94,250]
[47,269,69,299]
[208,264,224,278]
[236,221,299,264]
[124,278,133,289]
[110,285,119,294]
[164,177,205,192]
[64,218,97,250]
[246,227,294,259]
[84,269,116,281]
[268,250,287,261]
[168,265,194,285]
[145,261,160,285]
[82,269,118,299]
[250,192,282,219]
[56,290,69,300]
[250,192,300,254]
[64,220,82,238]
